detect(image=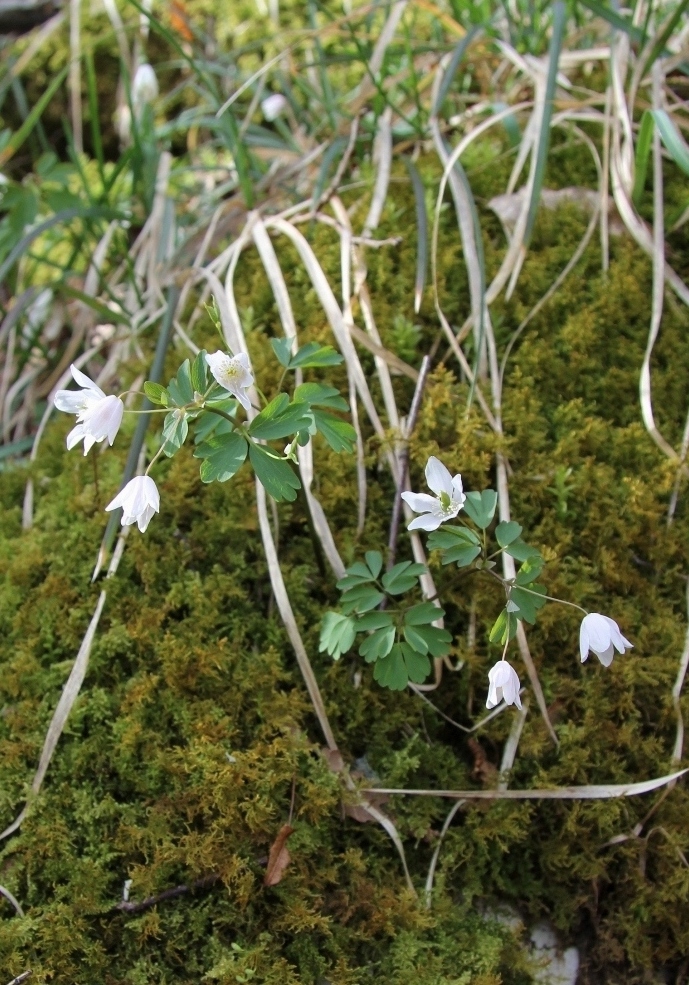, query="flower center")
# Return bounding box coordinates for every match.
[439,491,452,512]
